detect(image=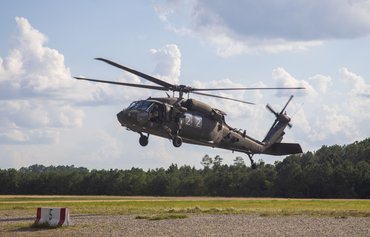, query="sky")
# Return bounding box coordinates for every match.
[0,0,369,170]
